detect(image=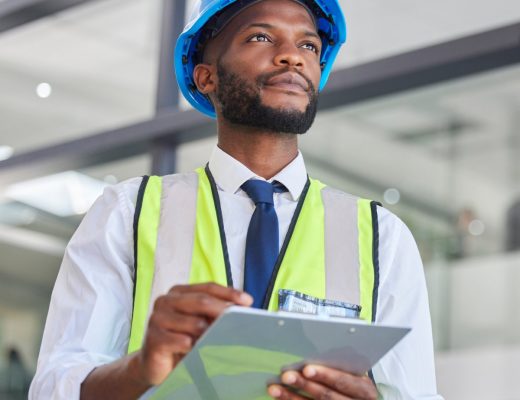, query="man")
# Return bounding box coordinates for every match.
[30,0,442,399]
